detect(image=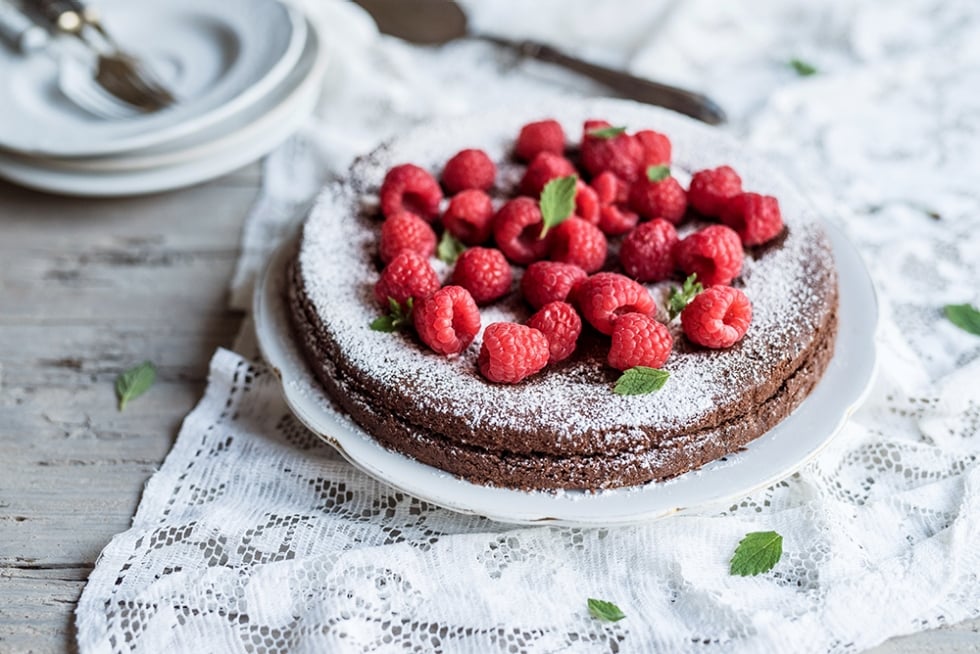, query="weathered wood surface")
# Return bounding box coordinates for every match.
[0,168,976,653]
